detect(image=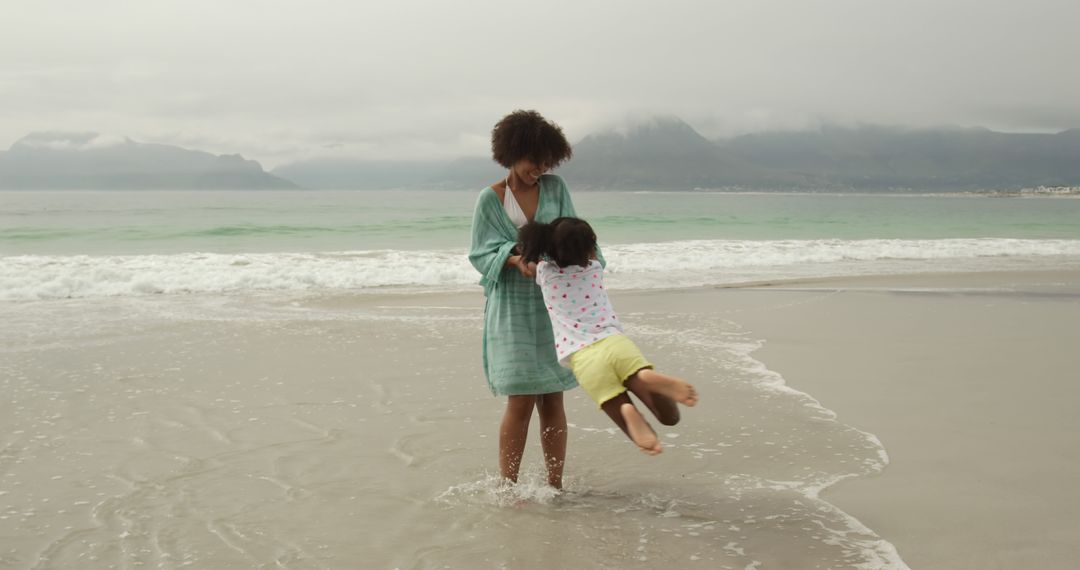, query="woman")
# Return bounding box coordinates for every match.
[468,110,594,489]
